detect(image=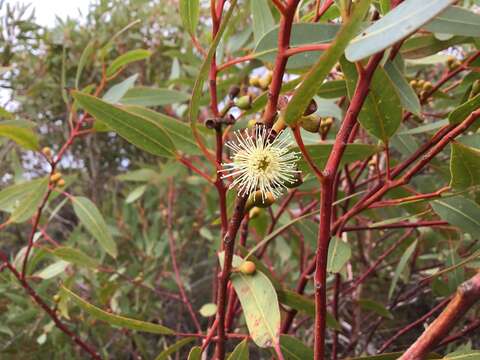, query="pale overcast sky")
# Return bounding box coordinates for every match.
[8,0,92,27]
